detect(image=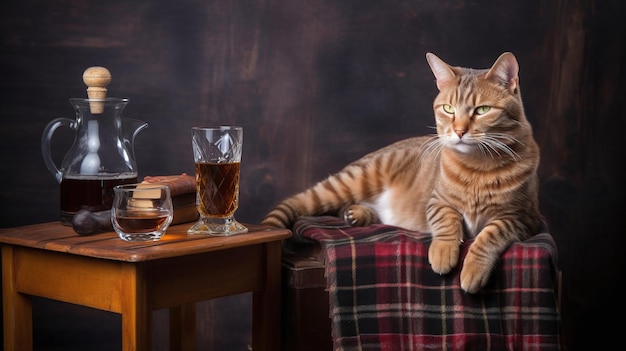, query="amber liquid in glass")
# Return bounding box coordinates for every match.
[195,162,240,218]
[115,209,170,234]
